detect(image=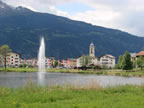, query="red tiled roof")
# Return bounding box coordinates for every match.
[136,51,144,56]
